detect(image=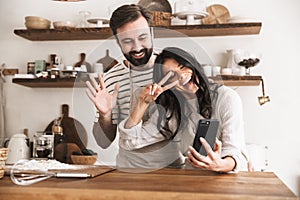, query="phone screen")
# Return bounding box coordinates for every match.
[192,119,219,156]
